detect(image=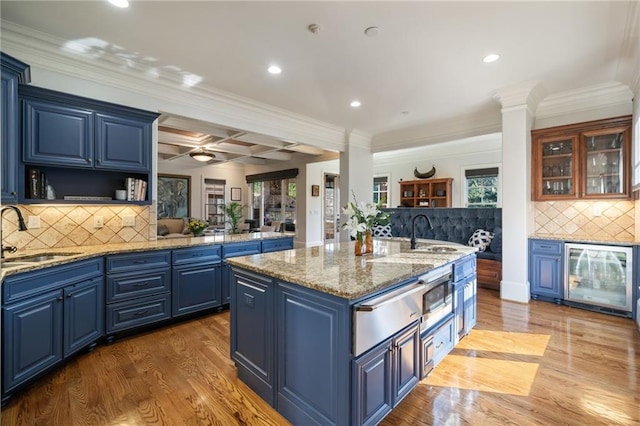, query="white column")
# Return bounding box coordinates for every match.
[339,130,373,242]
[494,82,543,303]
